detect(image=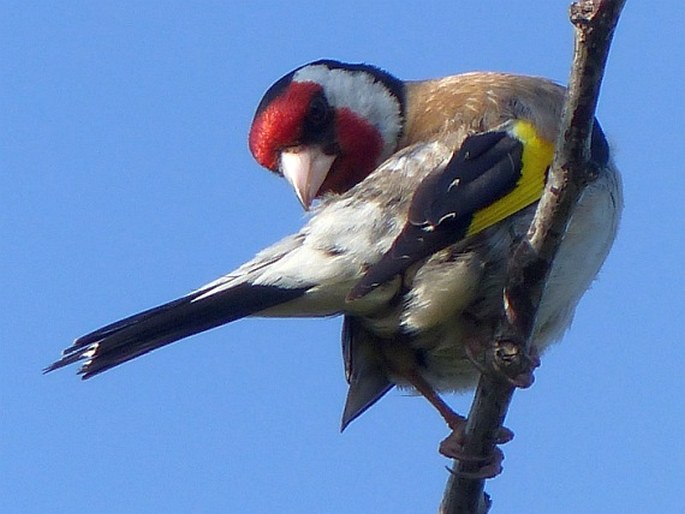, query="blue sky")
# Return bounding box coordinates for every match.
[3,1,684,513]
